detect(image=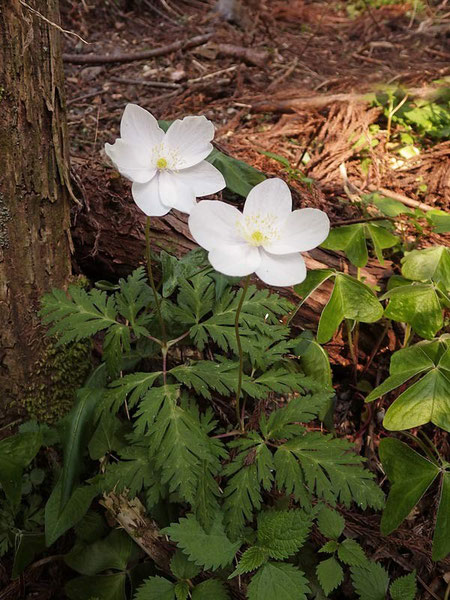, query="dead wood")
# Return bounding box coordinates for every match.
[62,33,213,64]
